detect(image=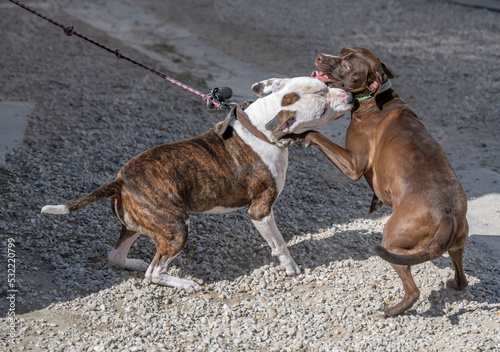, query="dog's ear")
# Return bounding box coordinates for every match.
[368,60,394,97]
[381,61,395,79]
[265,110,295,131]
[367,72,381,96]
[252,78,287,97]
